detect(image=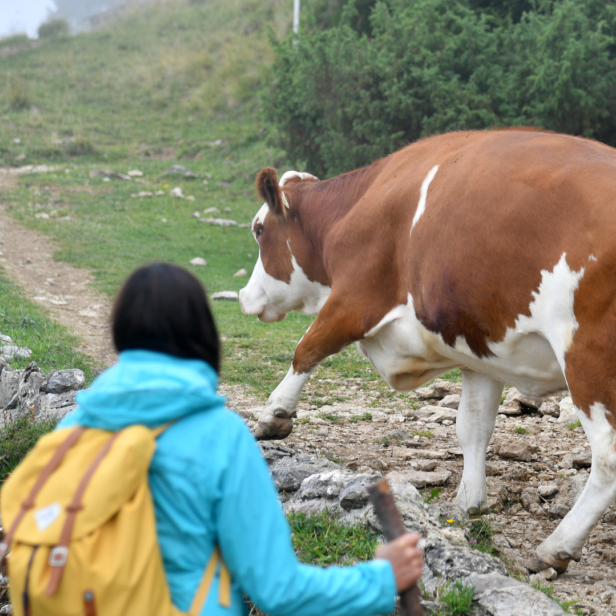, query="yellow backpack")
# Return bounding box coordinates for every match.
[0,425,231,616]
